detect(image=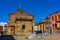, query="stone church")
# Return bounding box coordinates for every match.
[5,8,34,35]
